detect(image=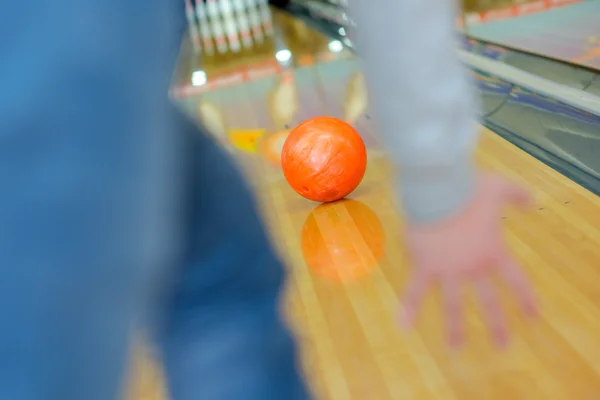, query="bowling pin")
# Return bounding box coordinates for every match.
[195,0,207,20]
[223,13,242,52]
[206,0,220,19]
[184,0,196,23]
[189,20,202,53]
[198,101,227,142]
[218,0,234,15]
[184,0,202,53]
[232,0,246,11]
[195,1,216,54]
[199,25,215,55]
[246,1,264,44]
[218,0,242,52]
[234,0,254,49]
[210,18,229,53]
[269,71,299,128]
[258,1,274,37]
[204,0,229,54]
